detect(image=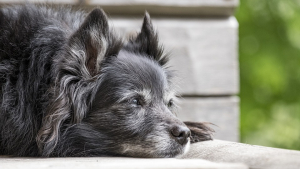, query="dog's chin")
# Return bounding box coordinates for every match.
[175,139,190,158]
[151,139,191,158]
[120,139,190,158]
